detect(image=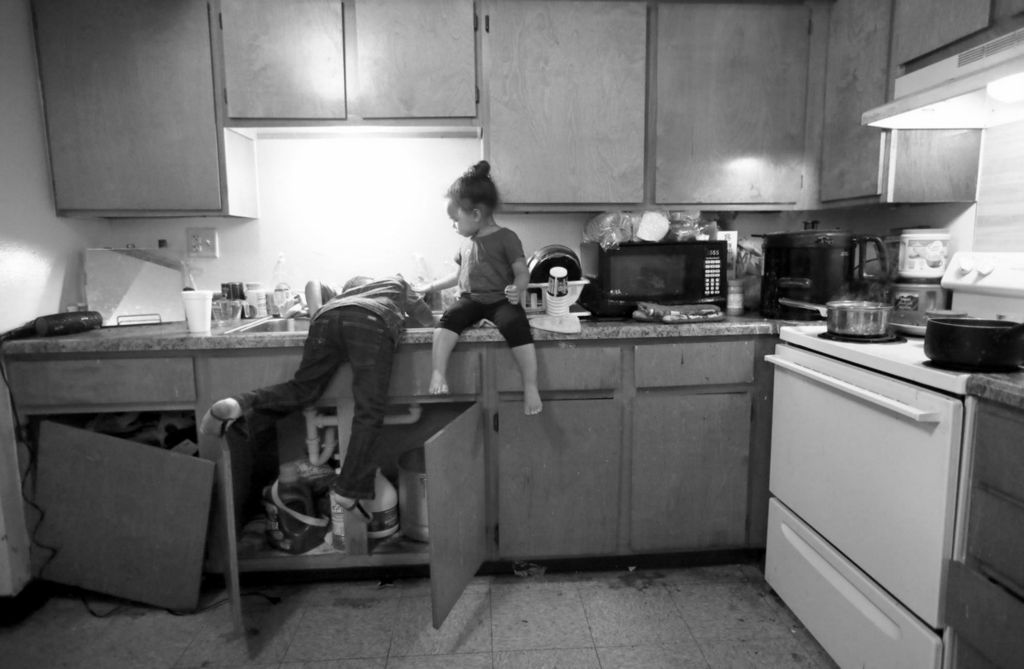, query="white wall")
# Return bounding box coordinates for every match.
[100,135,590,292]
